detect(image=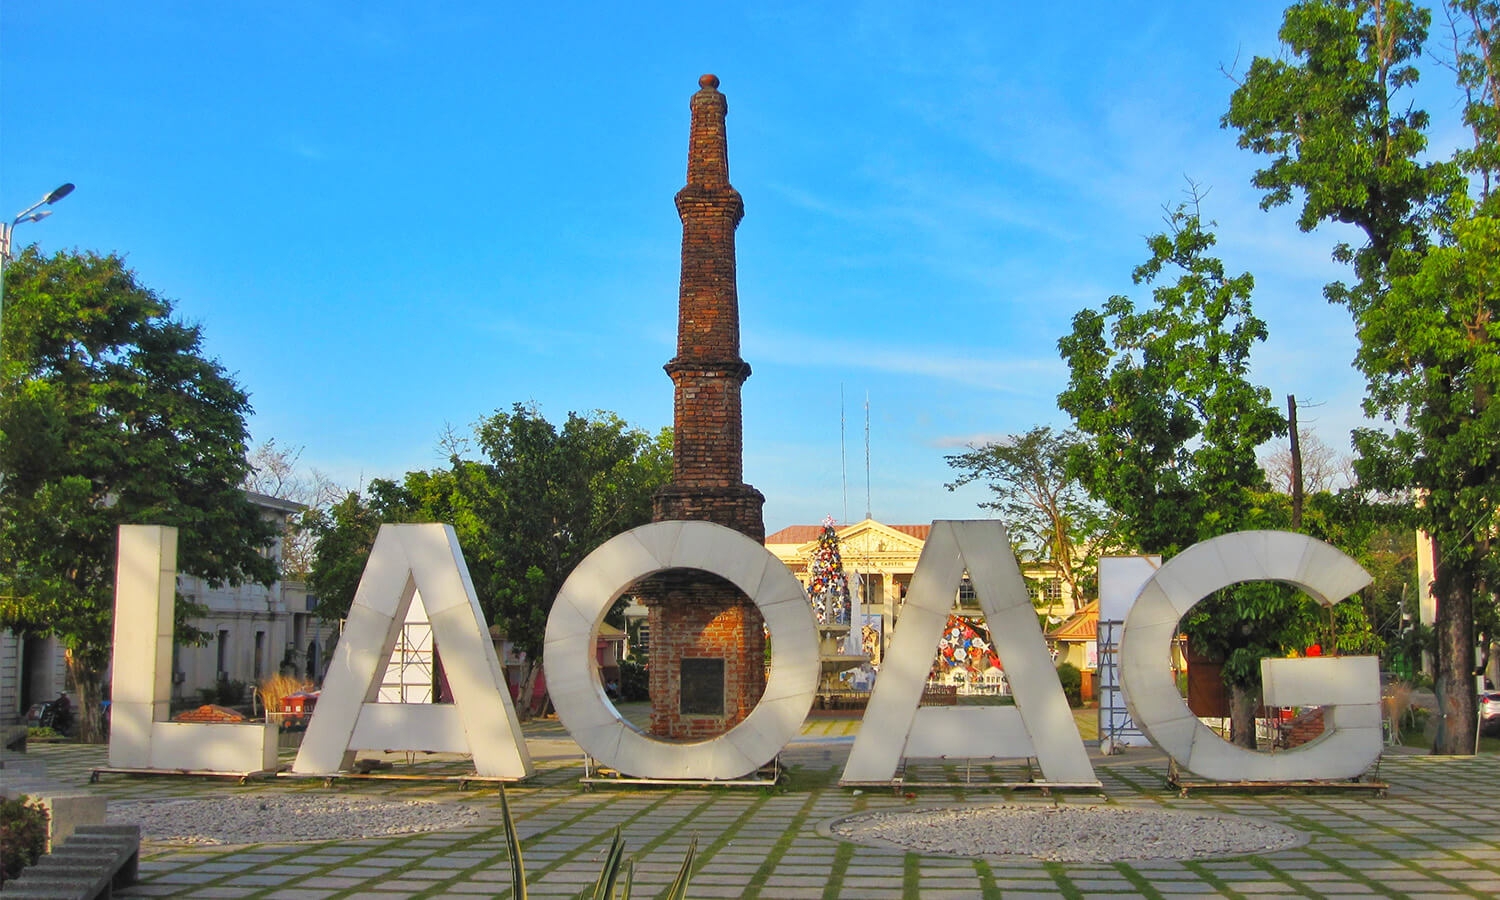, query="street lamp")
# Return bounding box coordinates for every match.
[0,182,75,362]
[0,182,74,263]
